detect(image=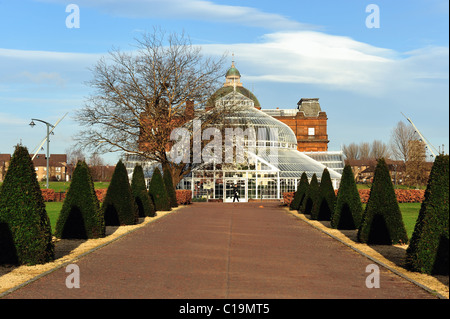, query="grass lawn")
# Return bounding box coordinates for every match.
[39,181,109,191]
[399,202,421,239]
[45,202,63,233]
[362,202,421,239]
